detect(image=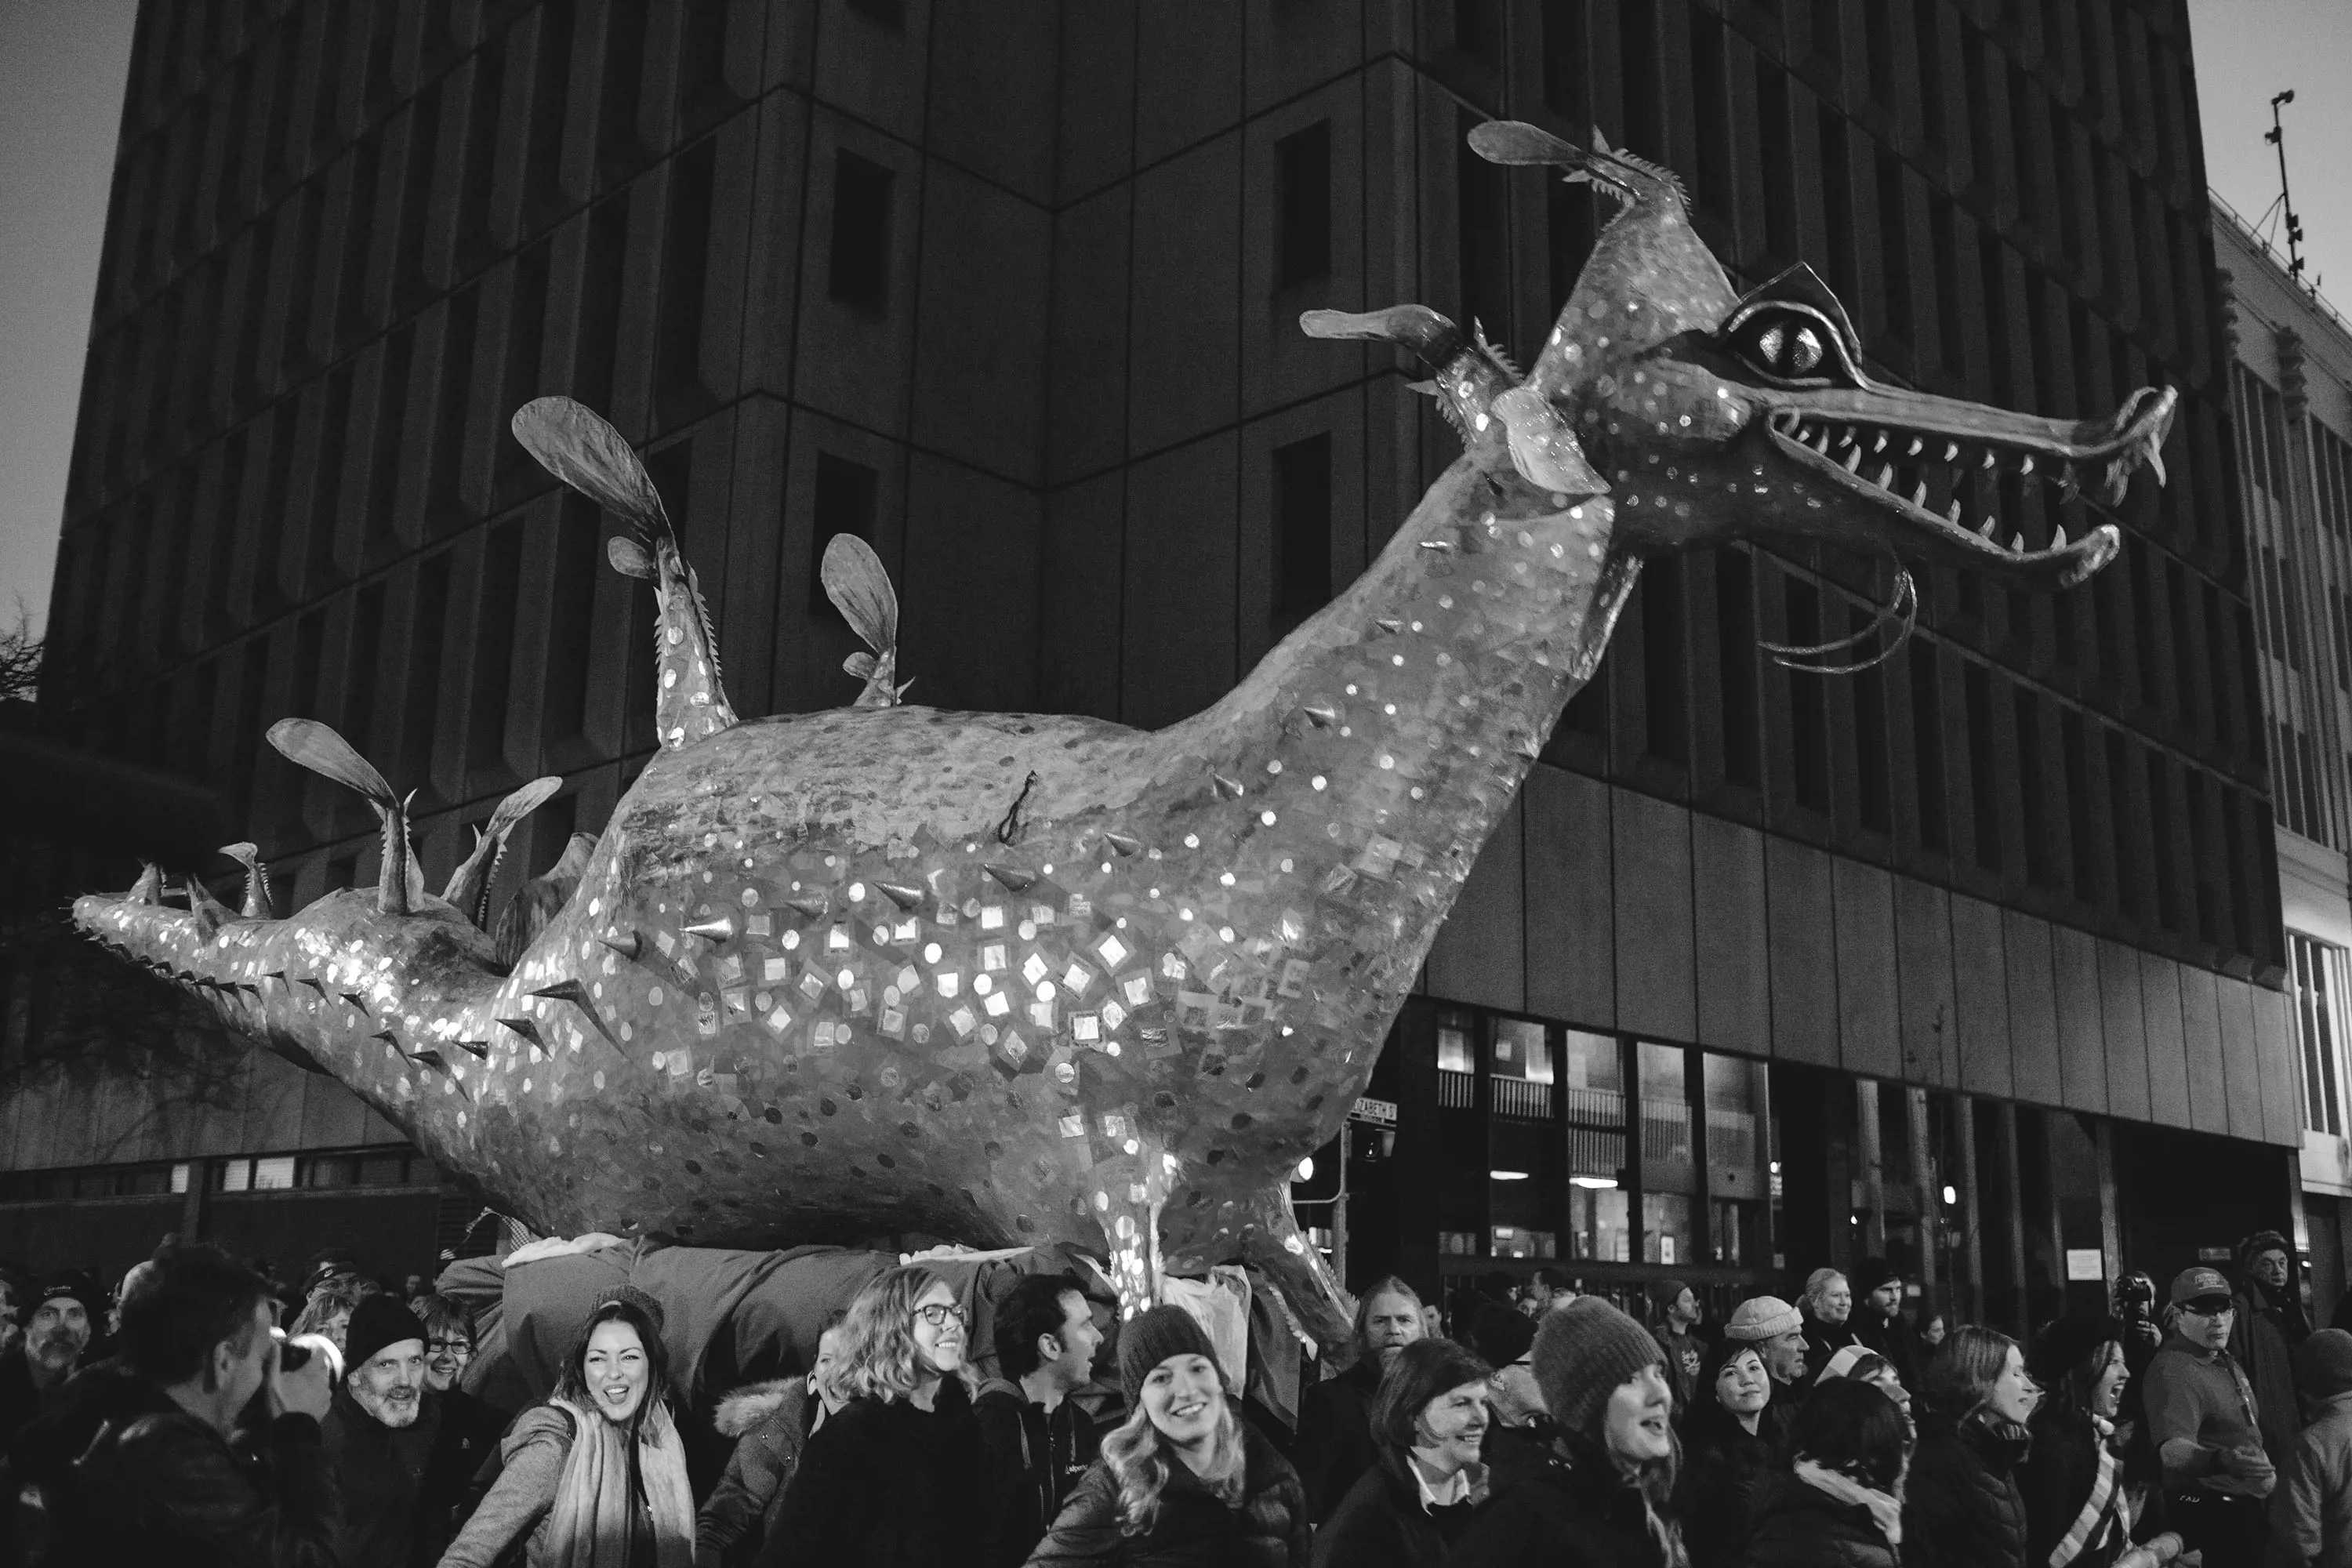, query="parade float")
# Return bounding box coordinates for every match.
[70,122,2175,1412]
